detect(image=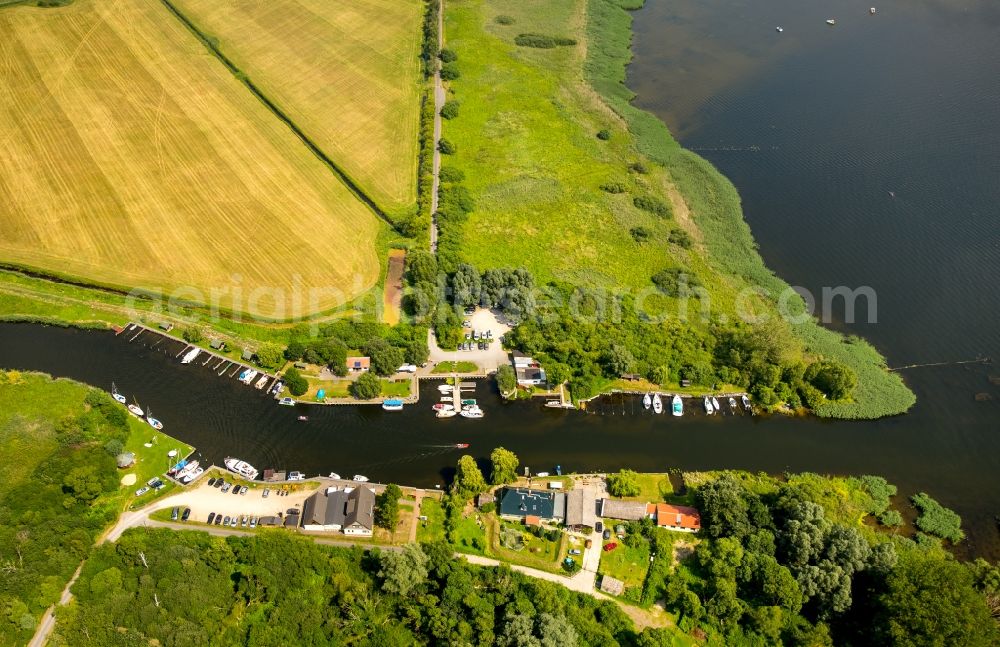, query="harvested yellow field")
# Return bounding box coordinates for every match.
[0,0,383,318]
[173,0,425,215]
